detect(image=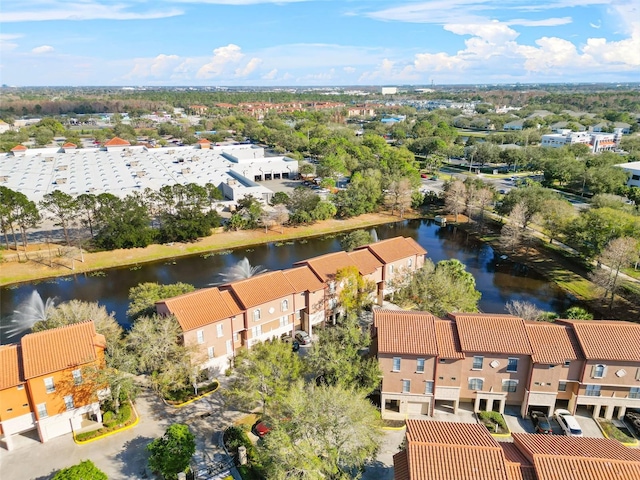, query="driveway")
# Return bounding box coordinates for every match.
[0,383,240,480]
[502,405,603,439]
[362,427,405,480]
